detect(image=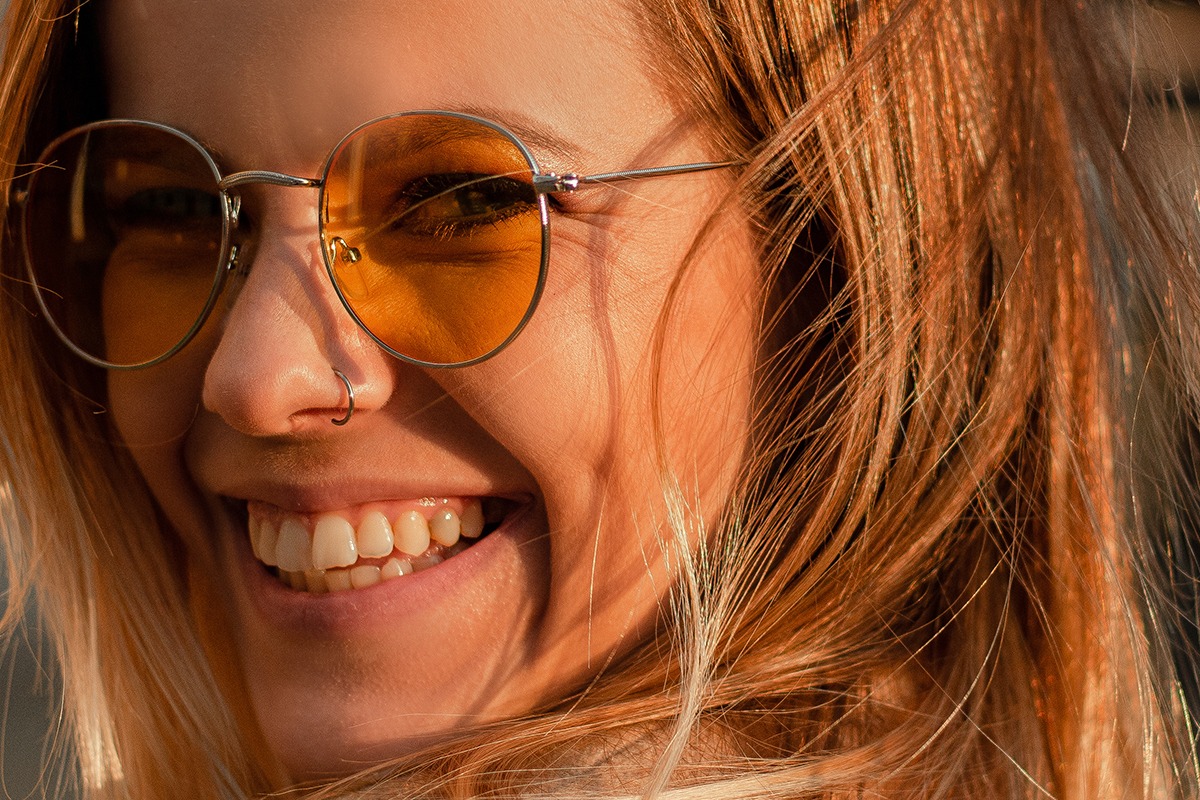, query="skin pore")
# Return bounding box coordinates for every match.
[102,0,757,781]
